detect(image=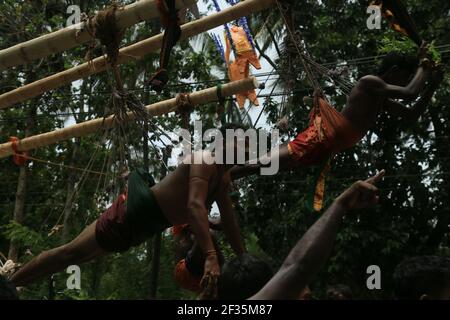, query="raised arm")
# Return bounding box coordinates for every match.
[384,65,445,122]
[383,66,431,100]
[216,174,246,256]
[250,170,385,300]
[365,42,433,100]
[186,164,220,288]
